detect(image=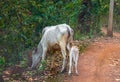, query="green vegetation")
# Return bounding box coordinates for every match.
[38,60,47,71]
[0,0,120,75]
